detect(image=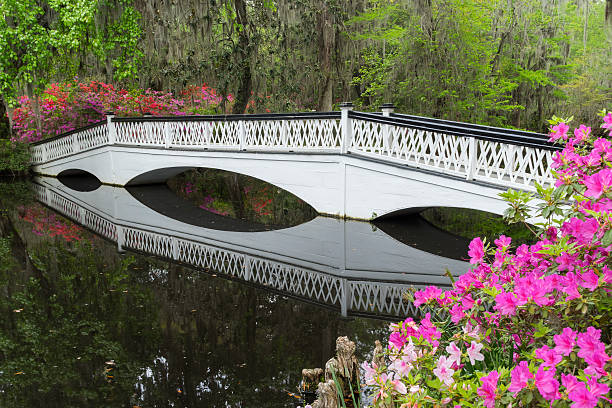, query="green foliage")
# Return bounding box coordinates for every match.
[0,140,30,175]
